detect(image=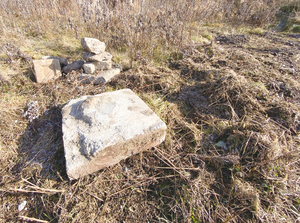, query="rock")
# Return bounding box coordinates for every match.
[95,60,112,70]
[18,201,27,212]
[62,60,84,74]
[62,89,167,180]
[33,59,61,83]
[81,37,105,54]
[41,56,68,68]
[80,67,121,84]
[83,52,112,62]
[83,62,96,74]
